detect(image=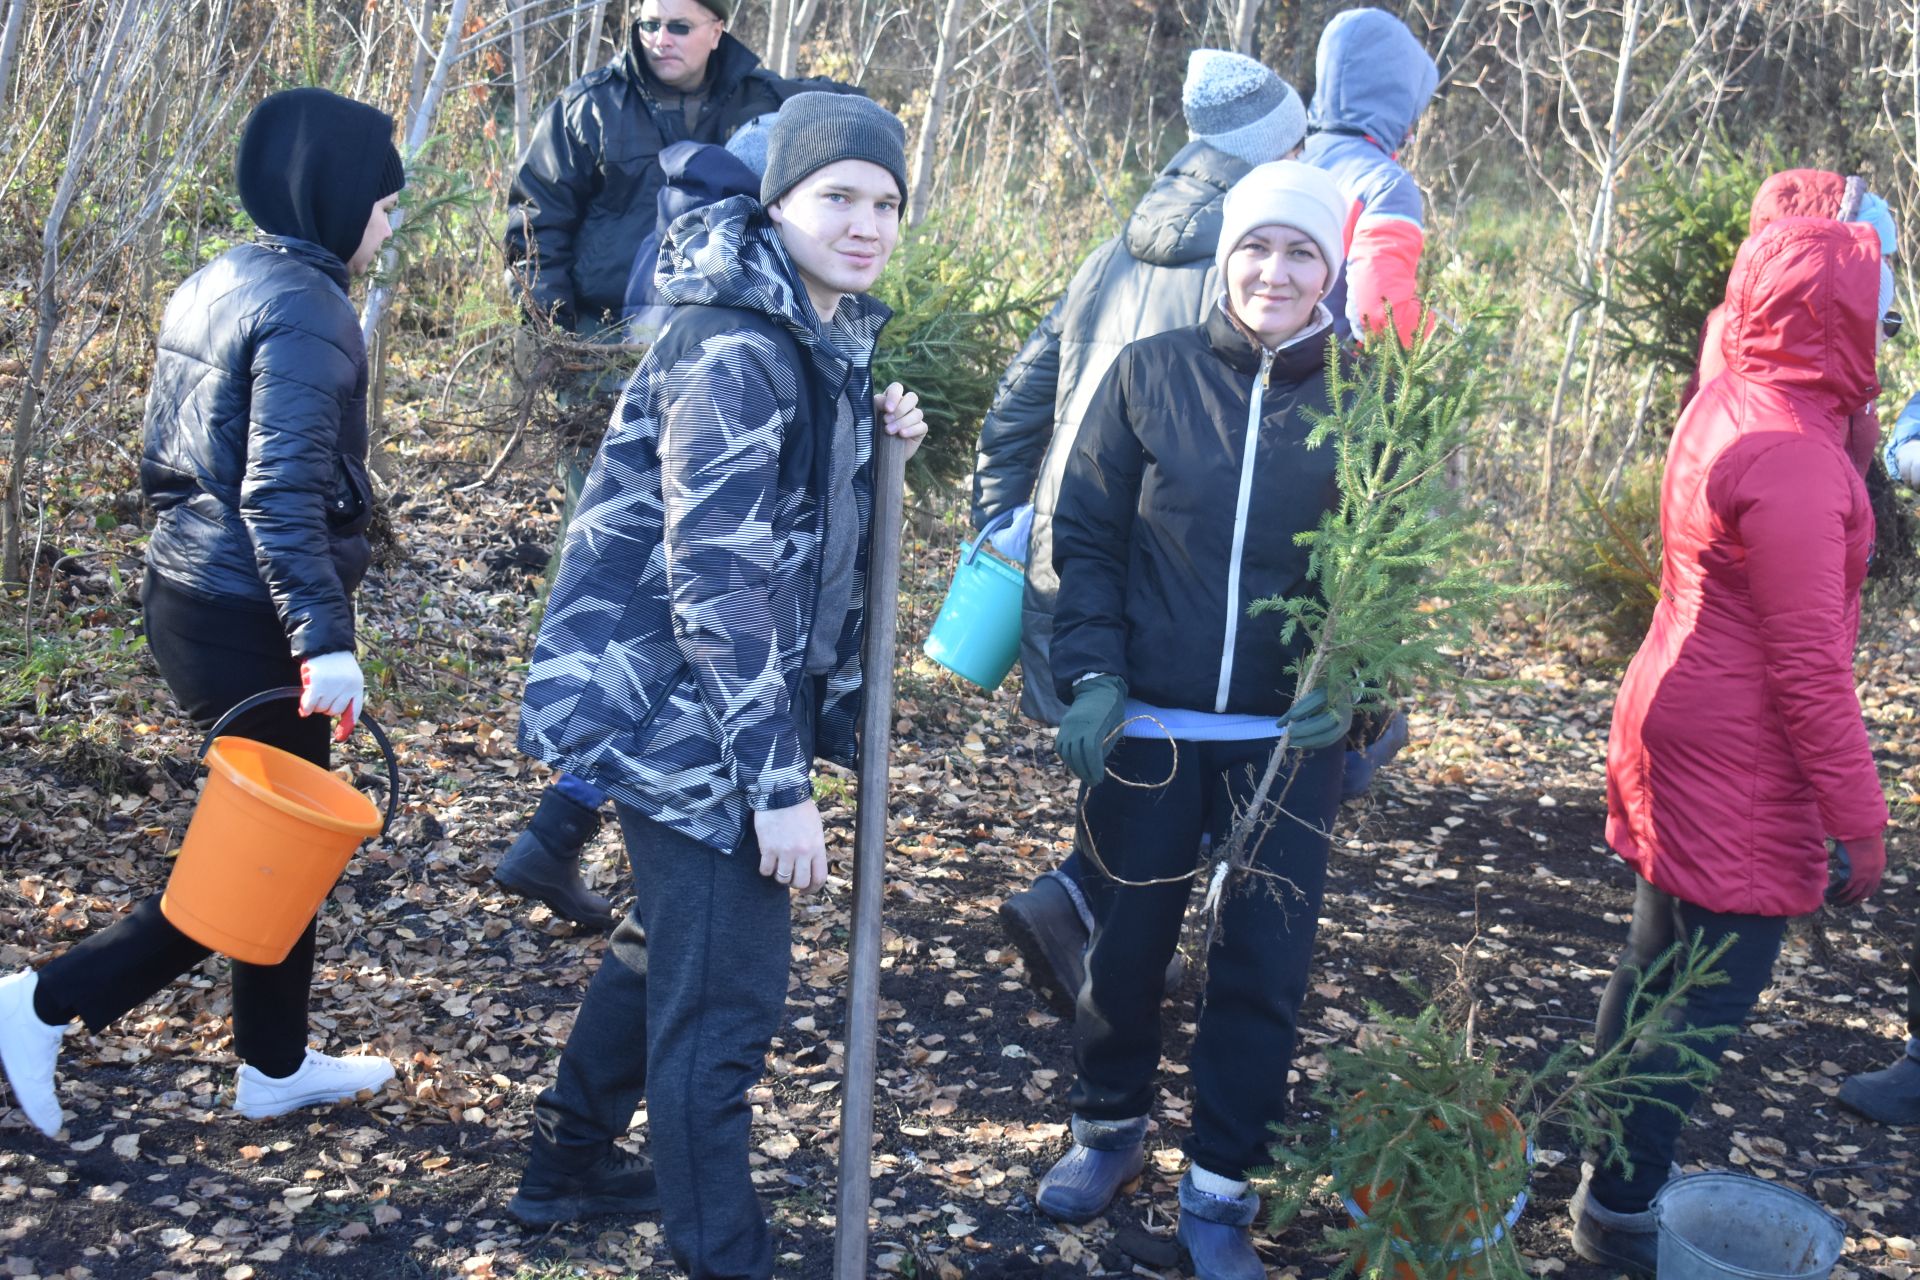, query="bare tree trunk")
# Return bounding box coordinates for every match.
[3,0,141,586]
[509,0,531,155]
[361,0,470,347]
[406,0,435,138]
[906,0,965,227]
[1231,0,1265,54]
[786,0,822,76]
[1541,0,1642,523]
[566,0,580,80]
[0,0,26,108]
[584,0,609,69]
[766,0,792,78]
